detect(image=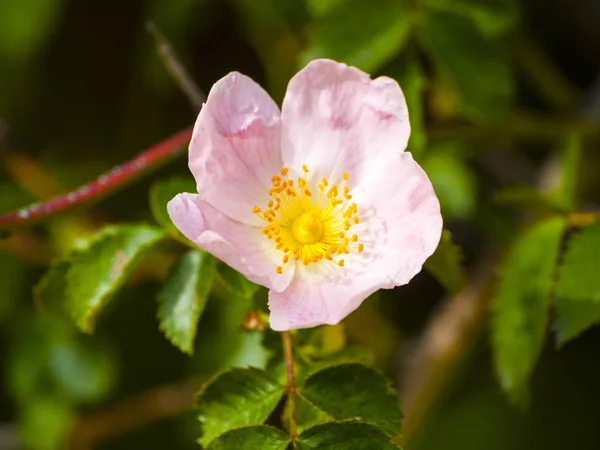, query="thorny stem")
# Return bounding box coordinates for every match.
[0,126,193,231]
[282,331,297,443]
